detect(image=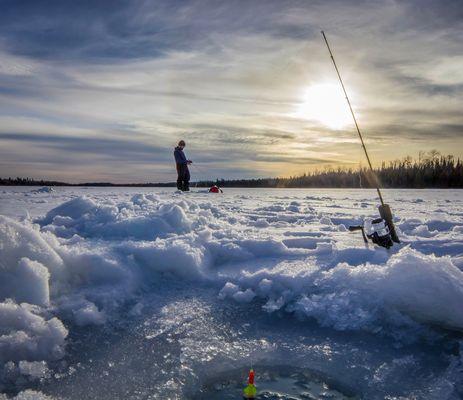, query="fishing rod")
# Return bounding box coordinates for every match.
[321,30,400,243]
[321,30,384,205]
